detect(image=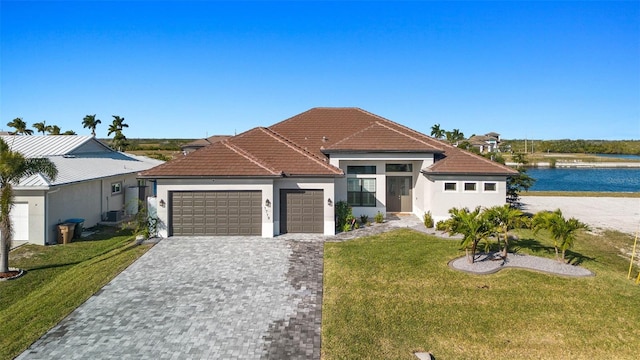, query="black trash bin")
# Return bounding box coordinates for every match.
[65,218,85,239]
